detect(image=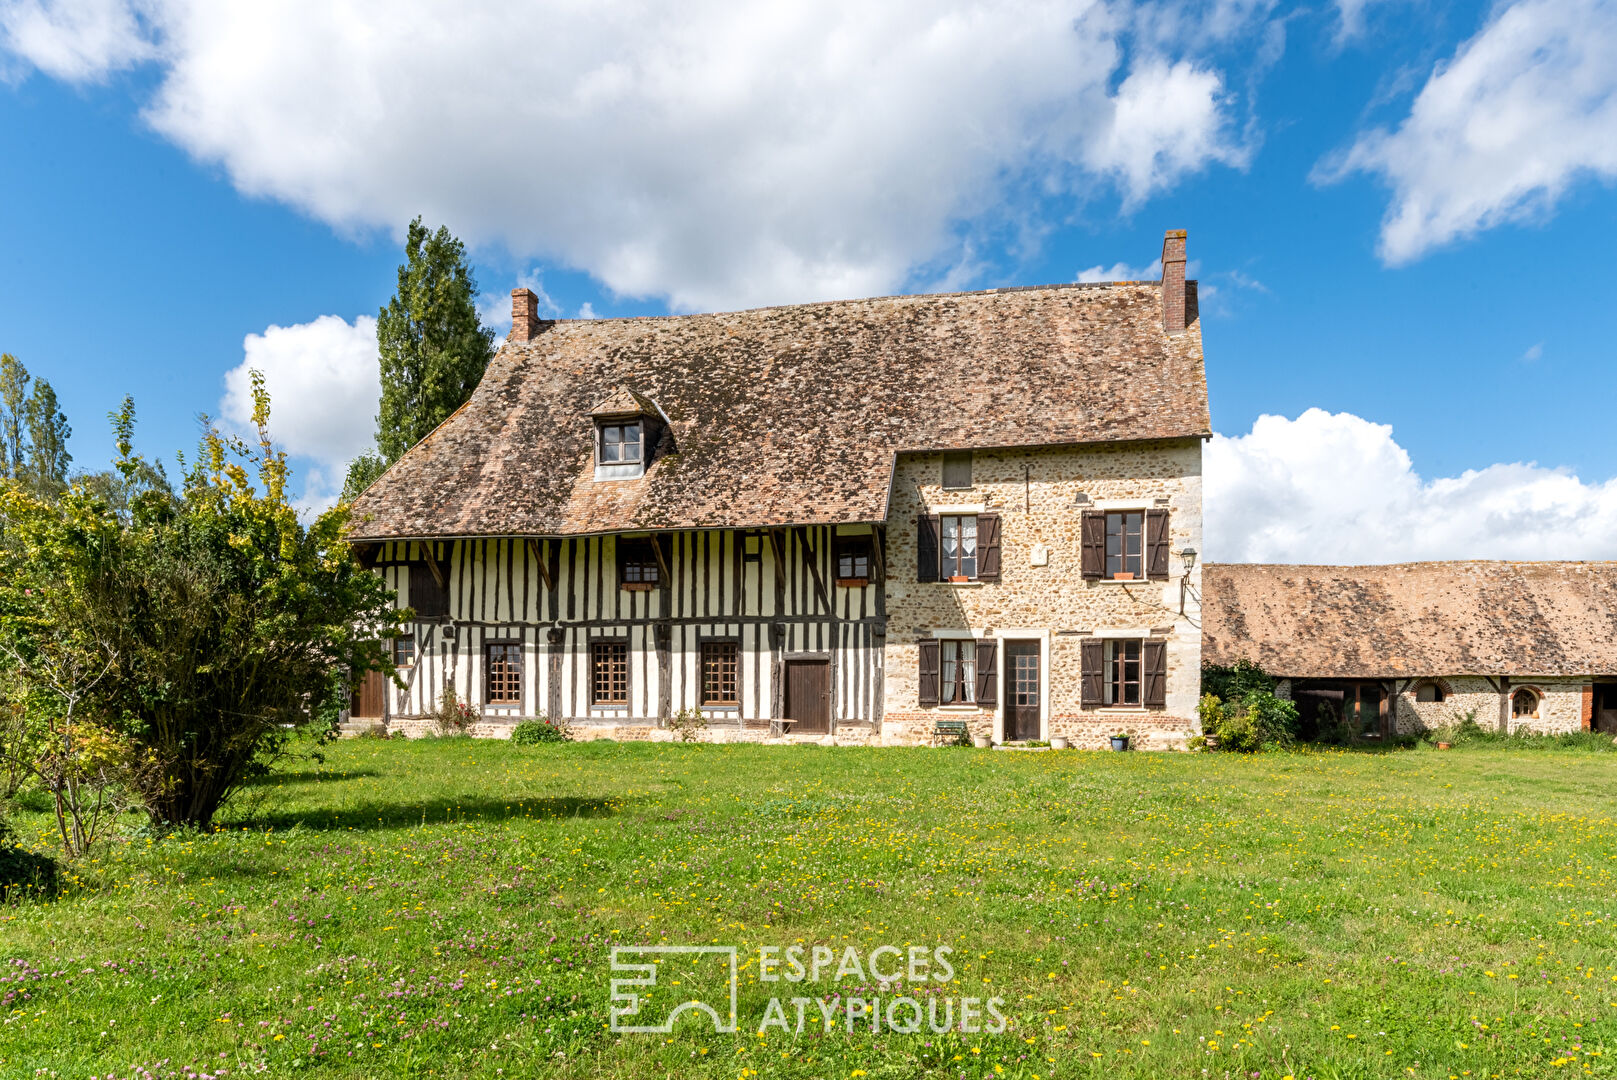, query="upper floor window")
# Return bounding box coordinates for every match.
[1081,508,1170,582]
[942,451,973,490]
[835,536,872,585]
[599,421,642,465]
[918,513,1001,582]
[618,538,660,589]
[1105,511,1144,580]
